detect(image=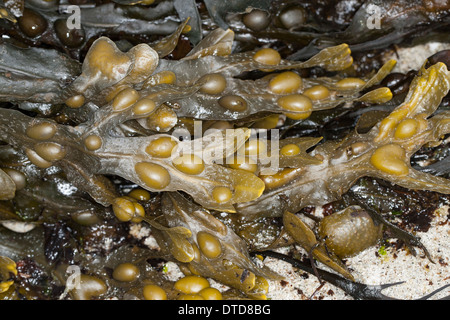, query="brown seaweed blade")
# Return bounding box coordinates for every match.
[0,43,81,104]
[236,62,450,219]
[0,2,449,300]
[147,192,281,295]
[160,43,394,121]
[0,27,393,126]
[0,107,266,211]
